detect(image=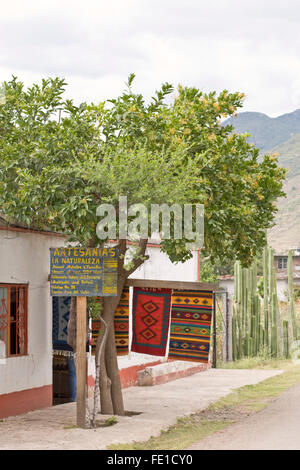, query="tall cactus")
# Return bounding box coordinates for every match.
[288,250,297,340]
[273,259,283,354]
[263,246,269,348]
[232,244,293,361]
[283,320,289,359]
[268,247,274,331]
[232,311,238,361]
[270,293,278,357]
